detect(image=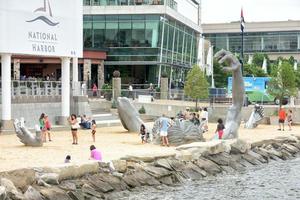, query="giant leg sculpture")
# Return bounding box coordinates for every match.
[14,118,43,147]
[215,50,245,139]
